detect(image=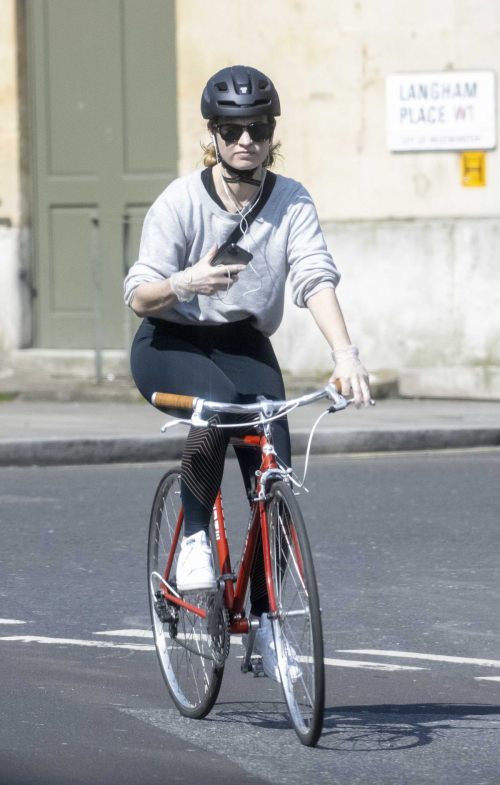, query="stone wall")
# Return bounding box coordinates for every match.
[271,217,500,398]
